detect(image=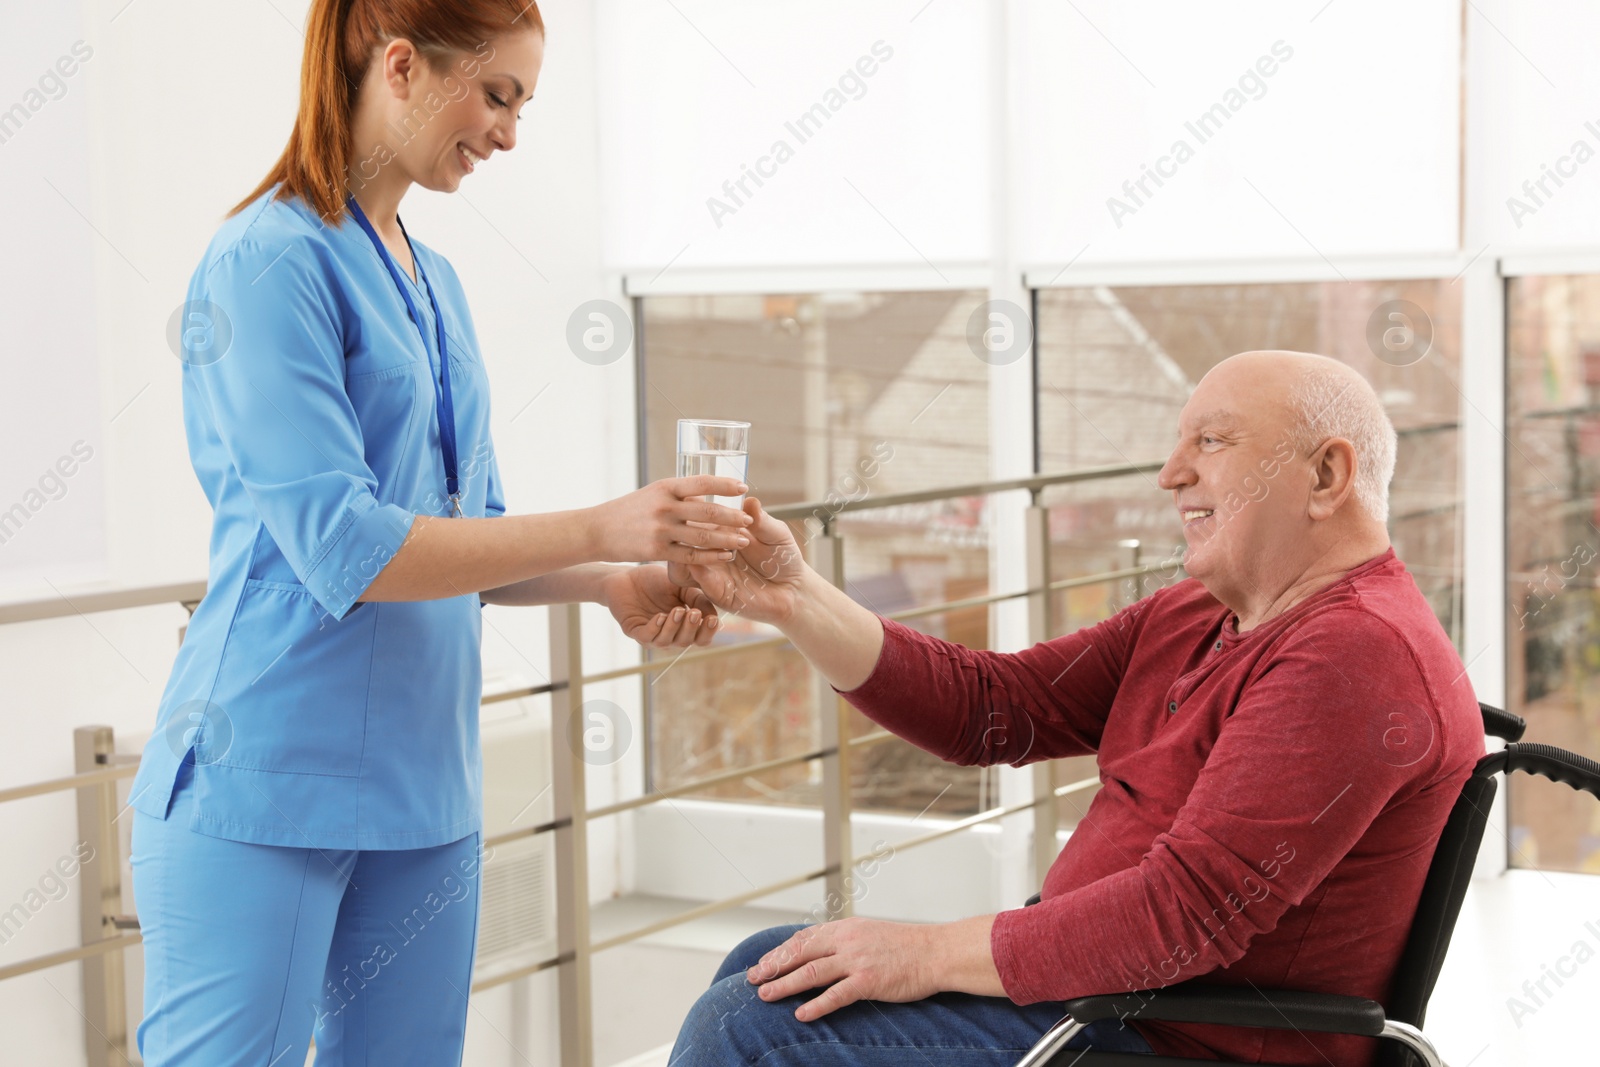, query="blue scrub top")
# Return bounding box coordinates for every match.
[129,184,506,850]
